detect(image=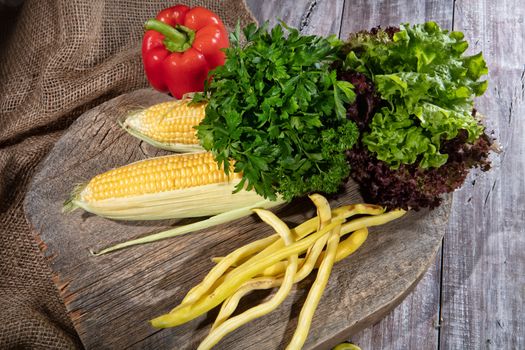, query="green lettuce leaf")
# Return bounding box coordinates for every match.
[345,22,488,169]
